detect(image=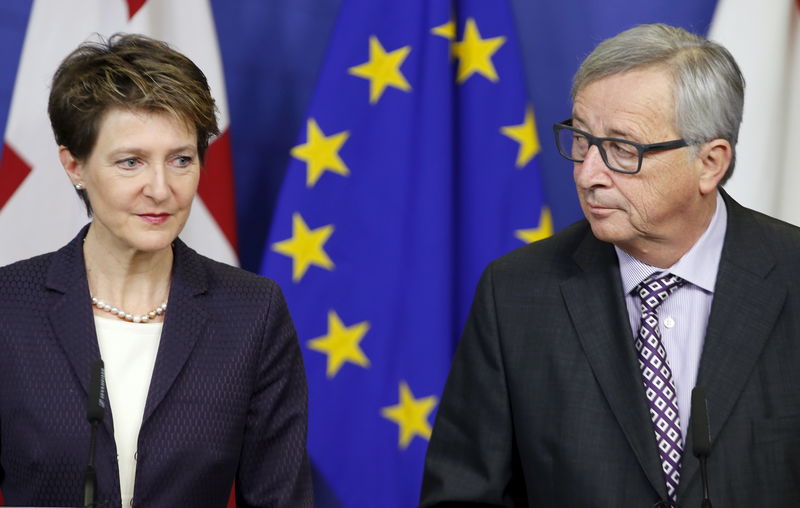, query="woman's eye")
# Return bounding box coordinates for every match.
[173,156,193,167]
[117,158,139,169]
